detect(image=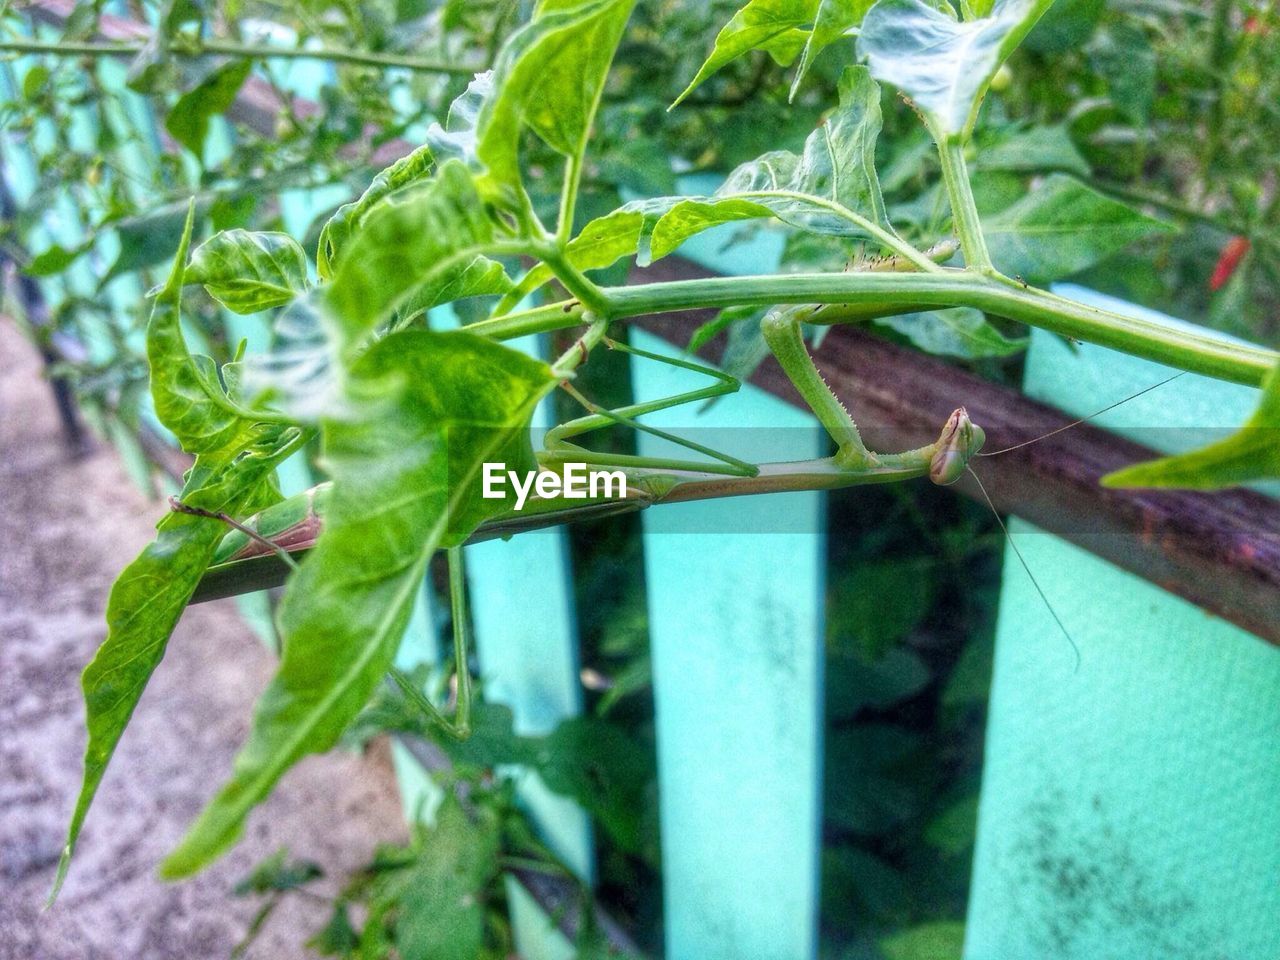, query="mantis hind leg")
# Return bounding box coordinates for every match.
[543,337,760,478]
[390,546,473,740]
